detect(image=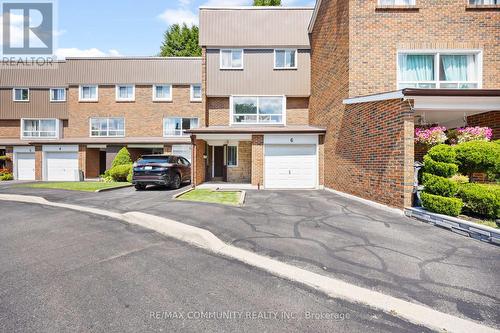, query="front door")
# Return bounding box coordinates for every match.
[213,146,224,178]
